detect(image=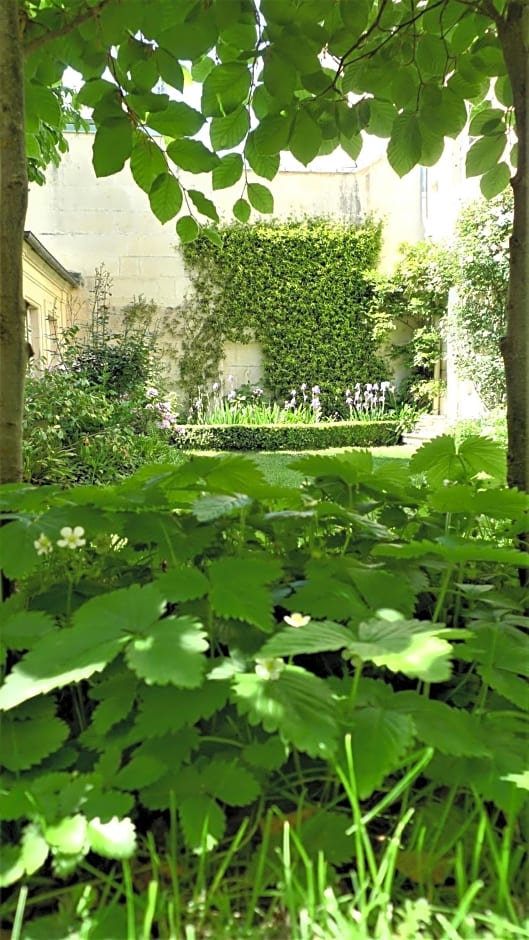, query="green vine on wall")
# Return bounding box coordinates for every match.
[175,217,388,413]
